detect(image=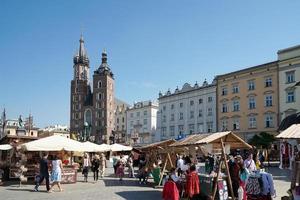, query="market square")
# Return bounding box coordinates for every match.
[1,1,300,200]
